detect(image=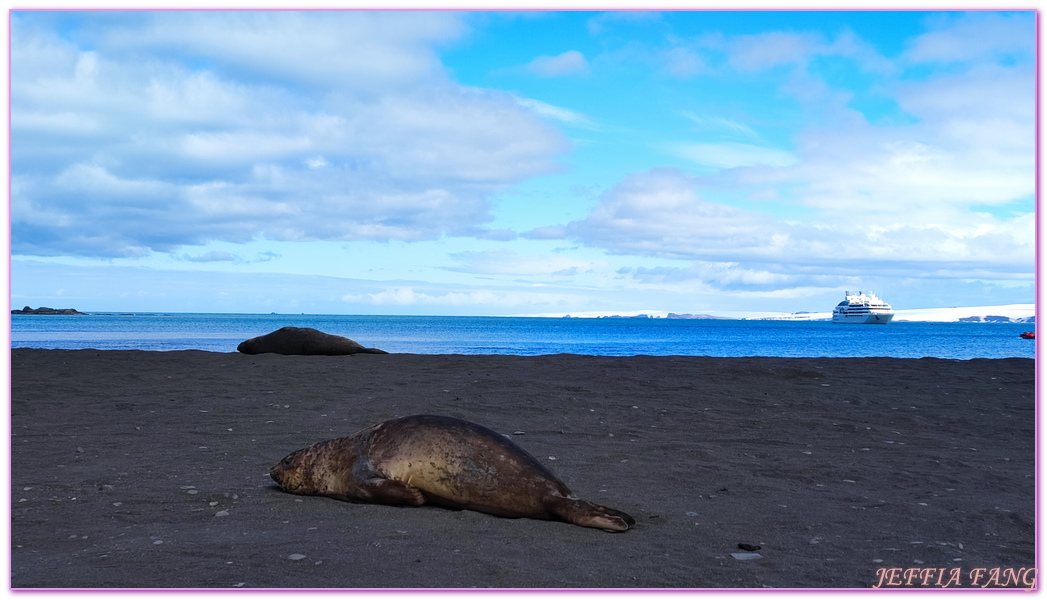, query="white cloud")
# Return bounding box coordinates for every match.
[525,50,589,77]
[524,226,570,240]
[564,169,782,261]
[681,112,759,139]
[558,167,1032,283]
[662,46,706,78]
[825,29,897,76]
[728,31,826,72]
[100,11,465,90]
[182,251,236,263]
[346,286,574,308]
[362,287,428,306]
[625,261,796,290]
[674,141,797,170]
[11,11,568,258]
[447,249,604,277]
[514,97,597,129]
[778,63,1034,217]
[179,131,313,161]
[587,11,661,35]
[725,28,896,76]
[902,12,1034,65]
